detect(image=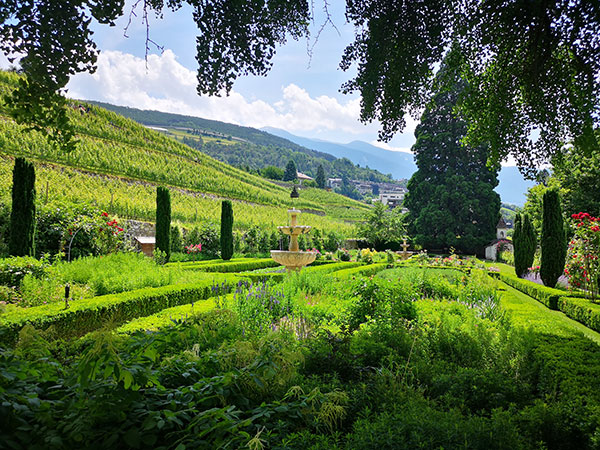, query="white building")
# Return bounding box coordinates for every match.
[484,218,513,260]
[378,191,405,208]
[327,178,343,189]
